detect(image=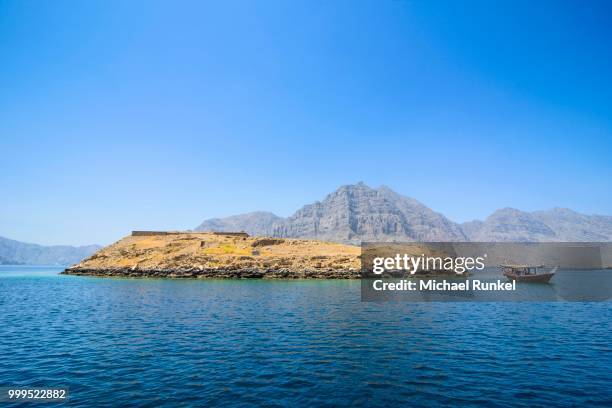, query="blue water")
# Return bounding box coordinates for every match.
[1,266,611,407]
